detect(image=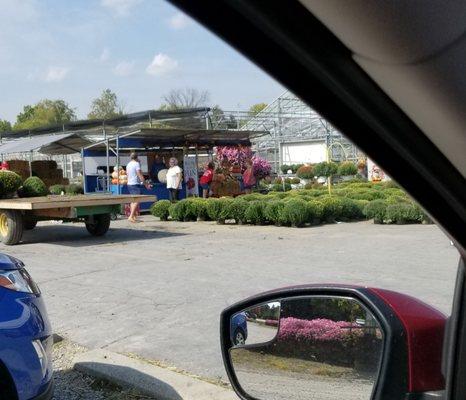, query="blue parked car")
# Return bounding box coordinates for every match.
[0,254,53,400]
[230,312,248,345]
